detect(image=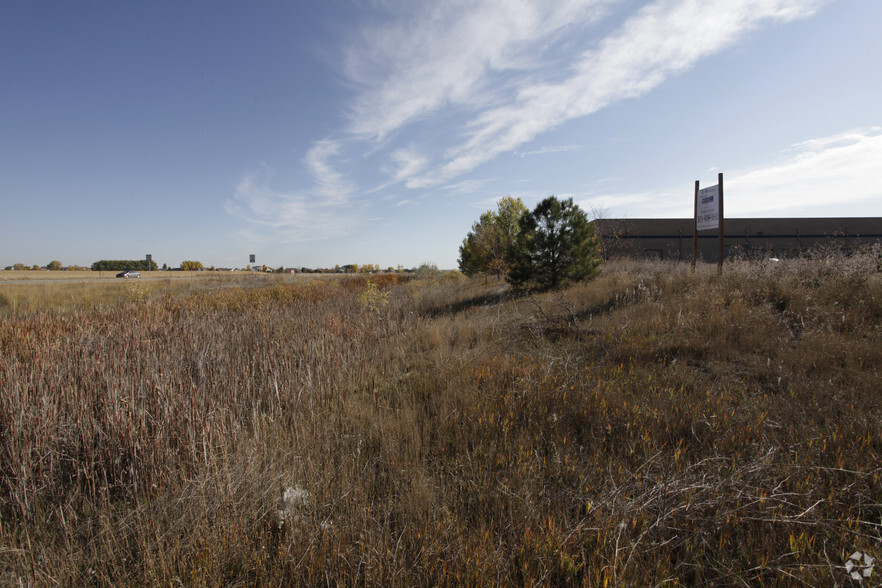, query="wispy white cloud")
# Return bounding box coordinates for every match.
[228,0,829,241]
[224,164,360,242]
[579,128,882,218]
[427,0,825,185]
[726,127,882,215]
[518,145,581,157]
[303,139,353,205]
[225,138,363,243]
[344,0,614,141]
[577,191,676,216]
[390,148,428,183]
[365,147,429,193]
[443,178,496,196]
